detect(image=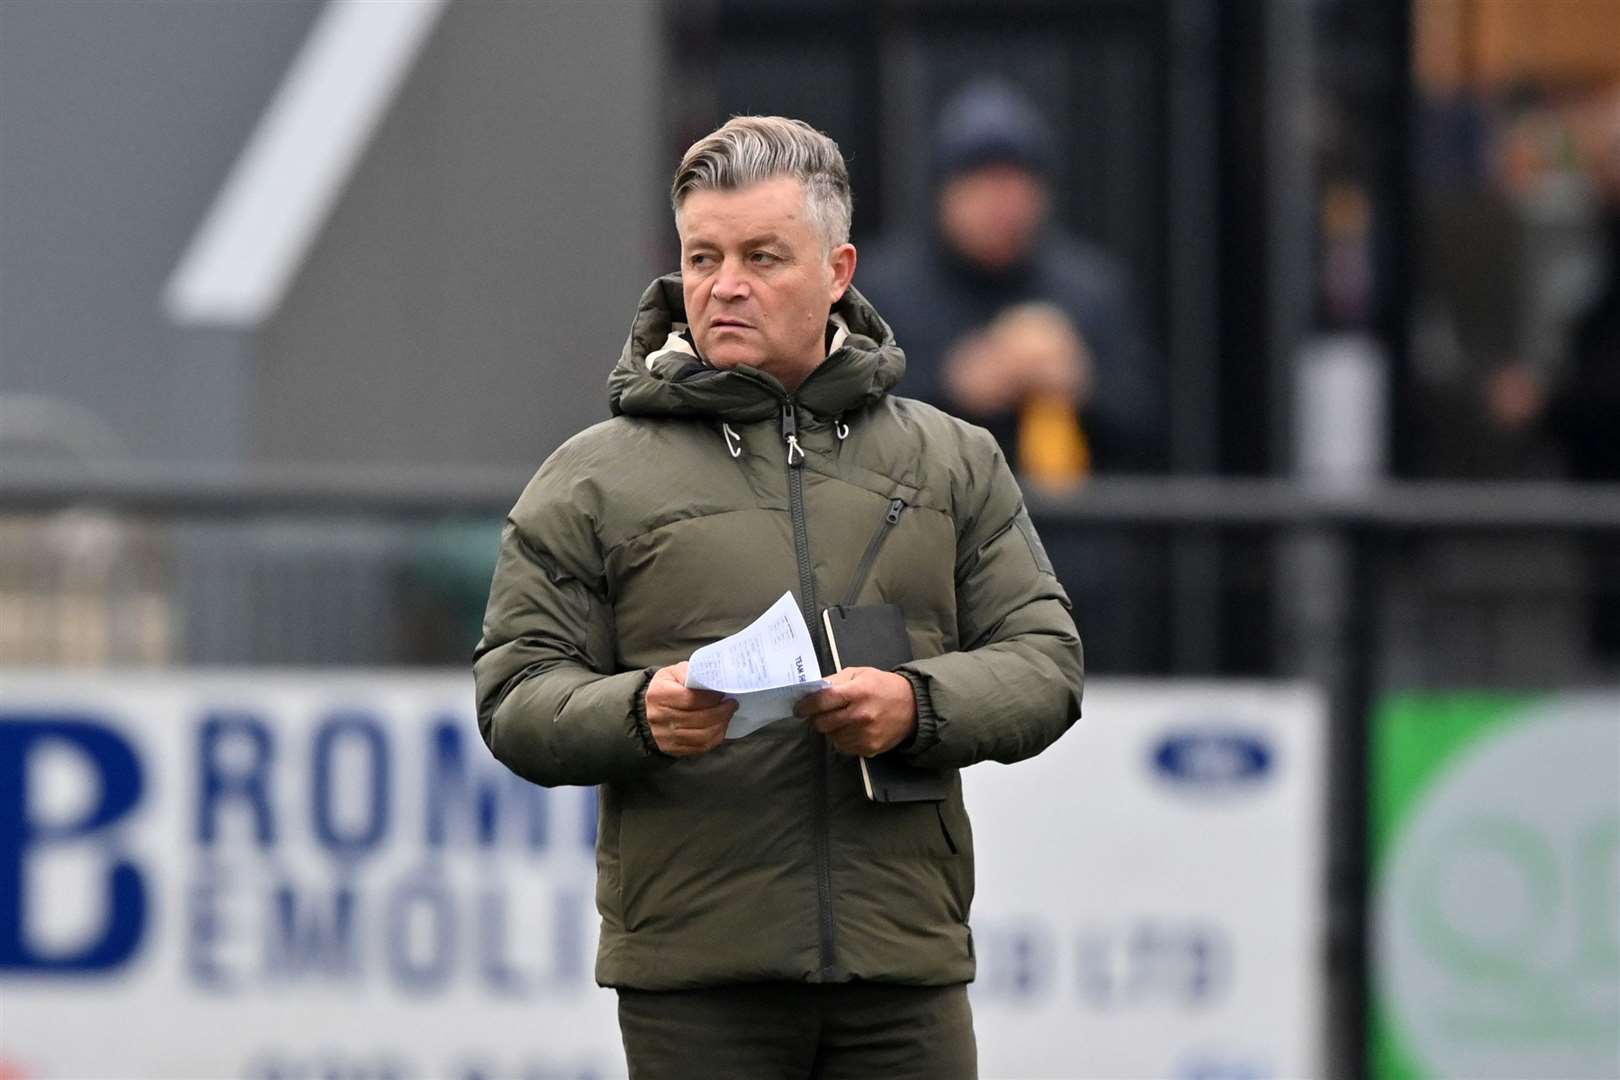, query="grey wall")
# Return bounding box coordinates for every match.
[0,0,664,471]
[0,0,323,465]
[253,1,664,469]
